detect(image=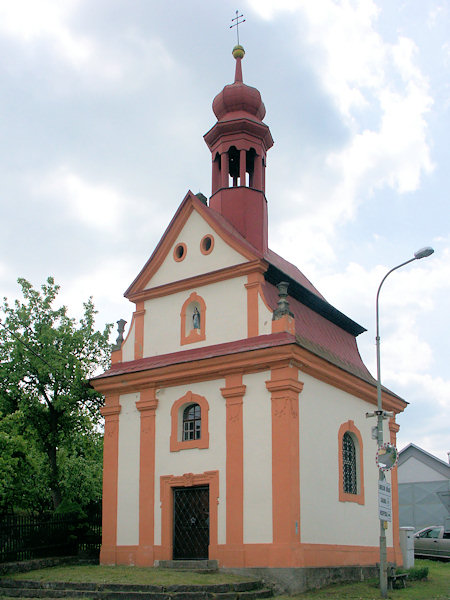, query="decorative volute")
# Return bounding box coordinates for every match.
[204,46,274,253]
